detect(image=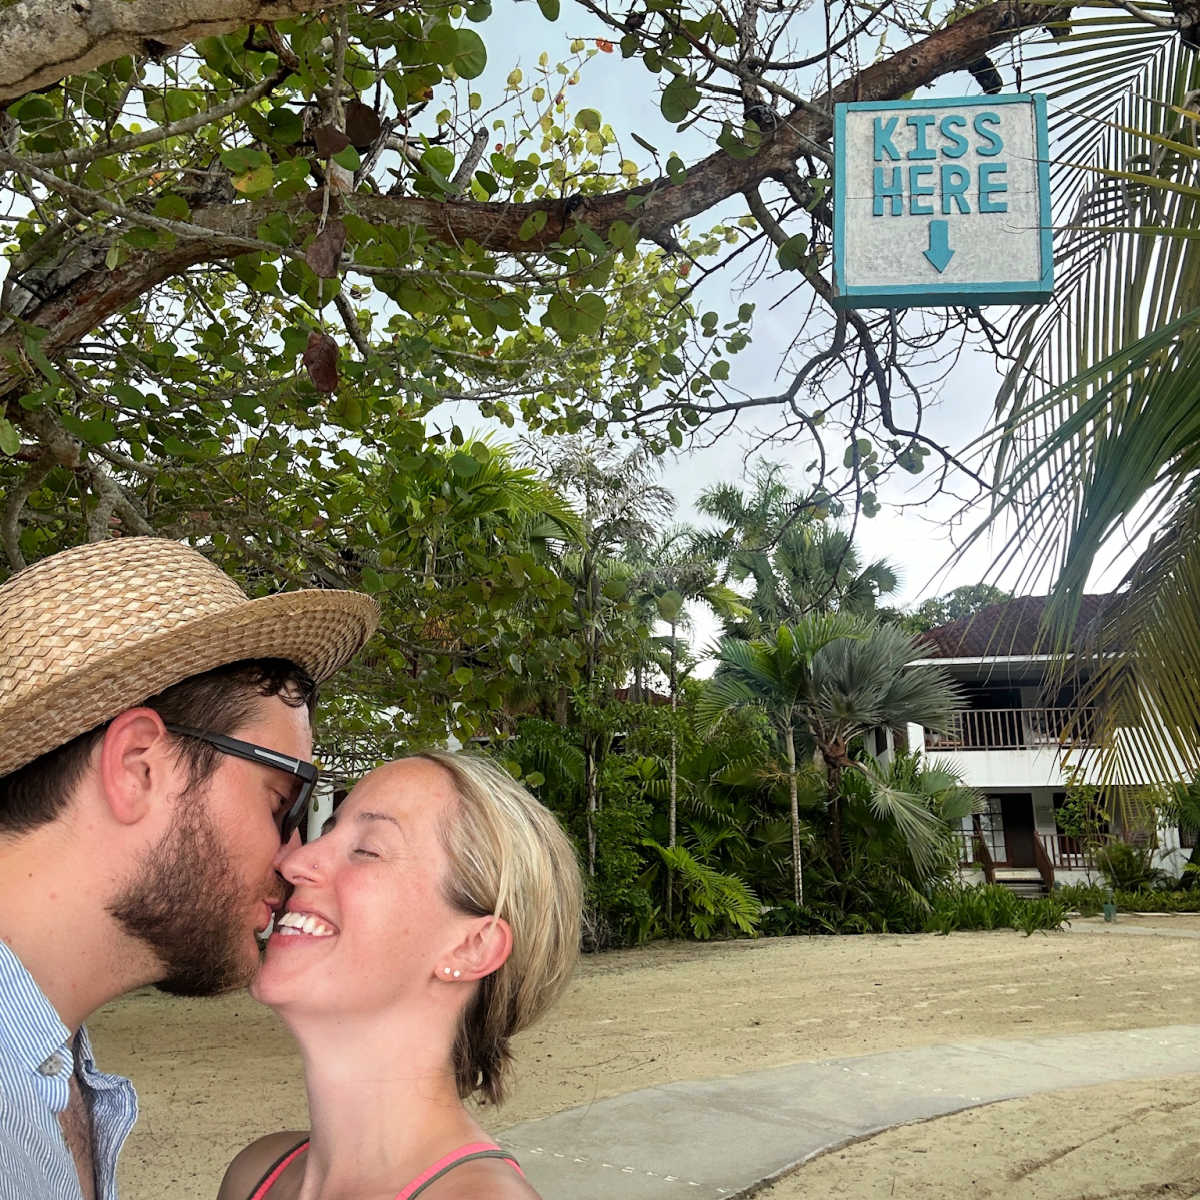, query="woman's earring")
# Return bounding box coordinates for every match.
[442,967,452,976]
[452,969,462,979]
